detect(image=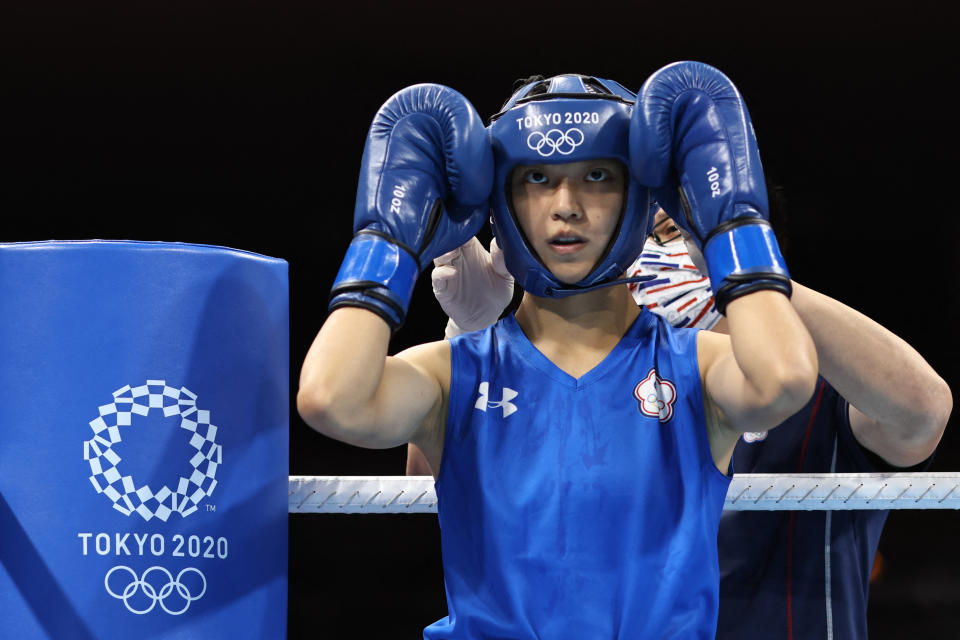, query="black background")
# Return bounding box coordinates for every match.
[4,1,959,637]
